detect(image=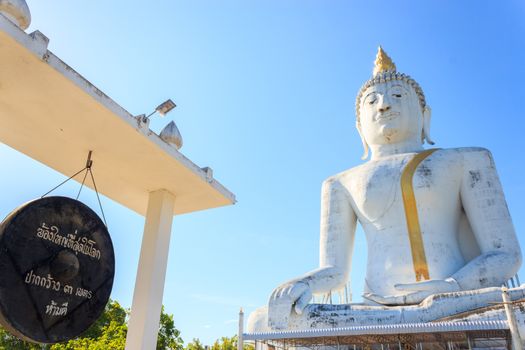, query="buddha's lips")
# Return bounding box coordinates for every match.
[376,112,399,122]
